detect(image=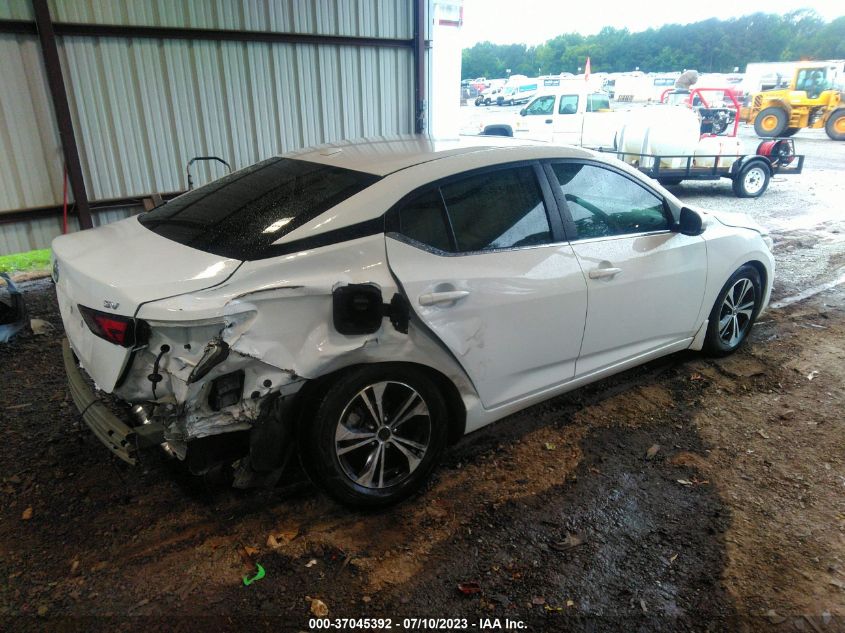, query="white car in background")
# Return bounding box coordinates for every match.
[53,136,773,508]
